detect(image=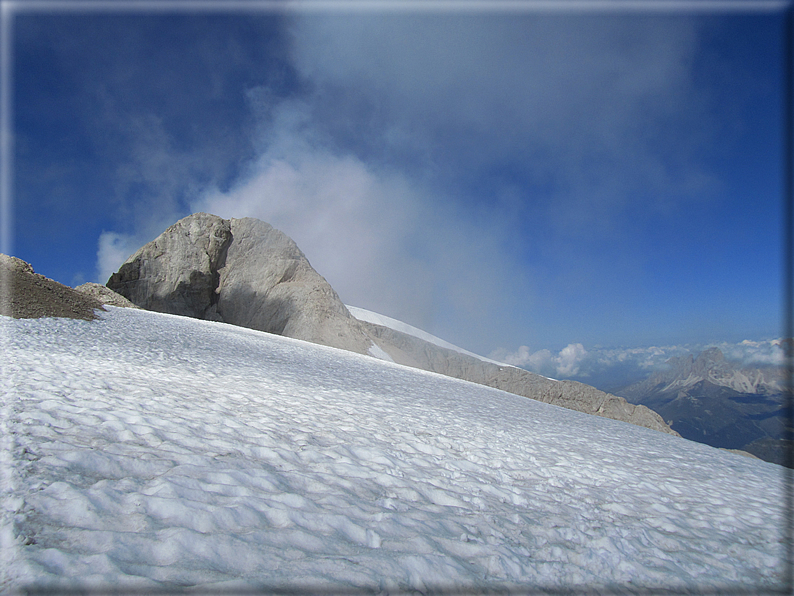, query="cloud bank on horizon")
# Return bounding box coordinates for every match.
[11,5,785,364]
[489,338,787,390]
